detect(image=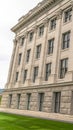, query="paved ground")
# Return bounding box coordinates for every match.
[0,108,73,123]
